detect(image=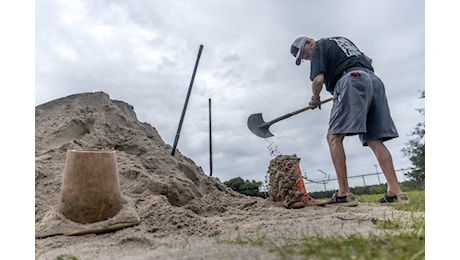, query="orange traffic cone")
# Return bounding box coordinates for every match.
[289,162,327,208]
[268,154,327,209]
